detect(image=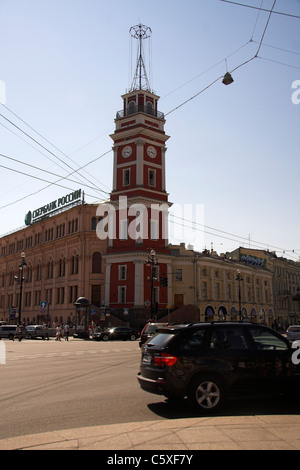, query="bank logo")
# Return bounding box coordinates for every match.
[0,341,6,365]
